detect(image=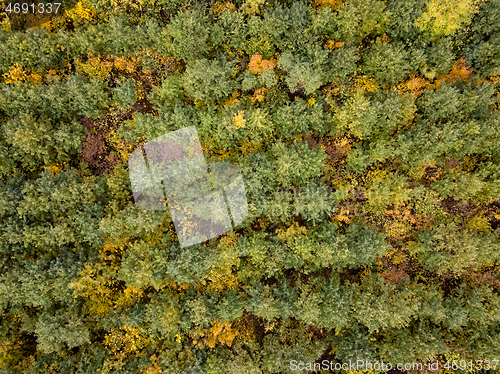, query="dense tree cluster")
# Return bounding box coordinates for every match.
[1,0,500,372]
